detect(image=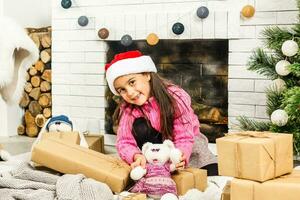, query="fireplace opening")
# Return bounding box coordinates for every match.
[105,39,228,142]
